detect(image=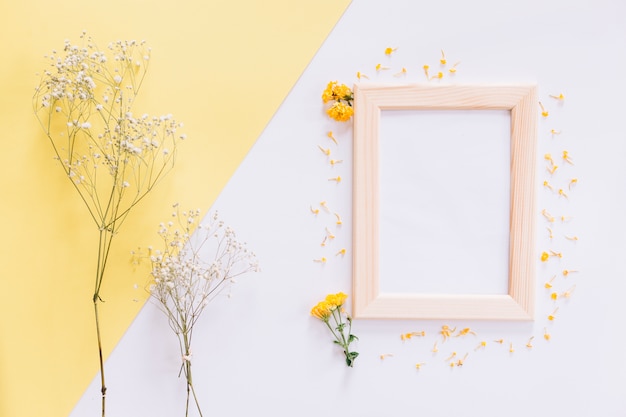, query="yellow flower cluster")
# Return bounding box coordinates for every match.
[326,102,354,122]
[322,81,354,122]
[310,292,358,367]
[310,292,348,321]
[310,301,332,320]
[326,291,348,307]
[321,81,352,103]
